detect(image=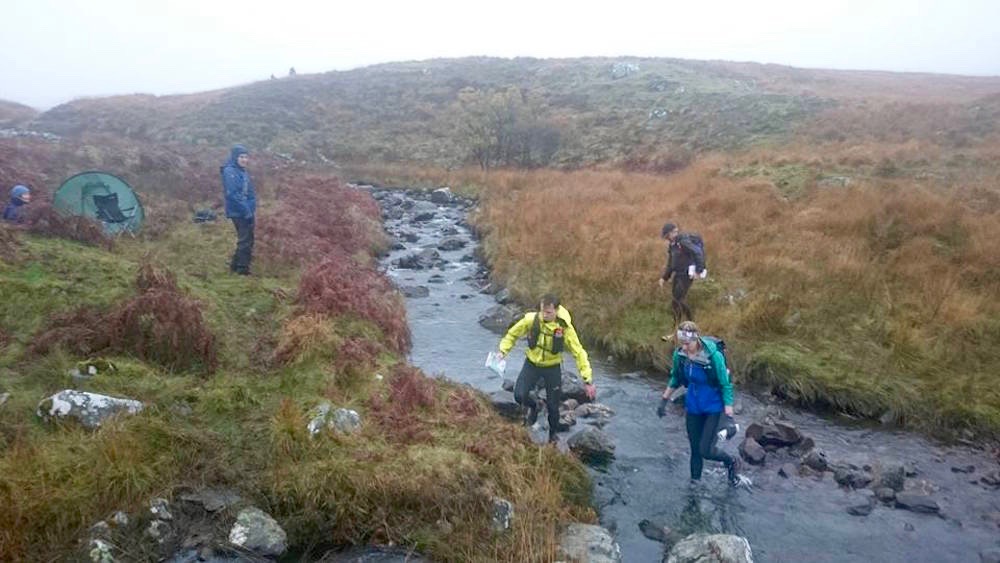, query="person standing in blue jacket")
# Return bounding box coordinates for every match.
[221,145,256,275]
[657,321,740,486]
[2,185,32,224]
